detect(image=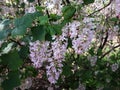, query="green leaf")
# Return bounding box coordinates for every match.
[61,19,71,26]
[110,17,118,22]
[62,5,76,19]
[97,48,102,56]
[12,14,32,36]
[88,47,95,56]
[62,5,70,13]
[19,46,29,59]
[62,64,72,77]
[31,26,46,41]
[47,24,62,36]
[38,15,49,25]
[47,25,56,35]
[24,66,38,77]
[52,24,62,35]
[0,30,11,40]
[0,19,11,40]
[36,6,45,12]
[1,19,10,26]
[45,33,52,41]
[2,43,13,54]
[12,12,42,37]
[0,19,10,31]
[0,23,4,31]
[11,26,26,36]
[83,0,95,5]
[49,14,61,21]
[20,35,31,44]
[1,50,23,70]
[2,71,21,90]
[70,81,79,89]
